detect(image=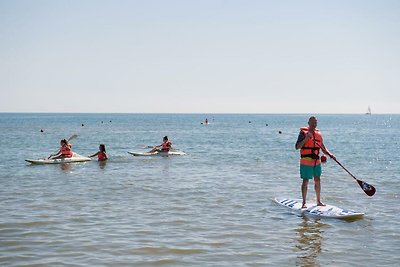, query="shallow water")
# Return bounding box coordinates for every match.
[0,113,399,266]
